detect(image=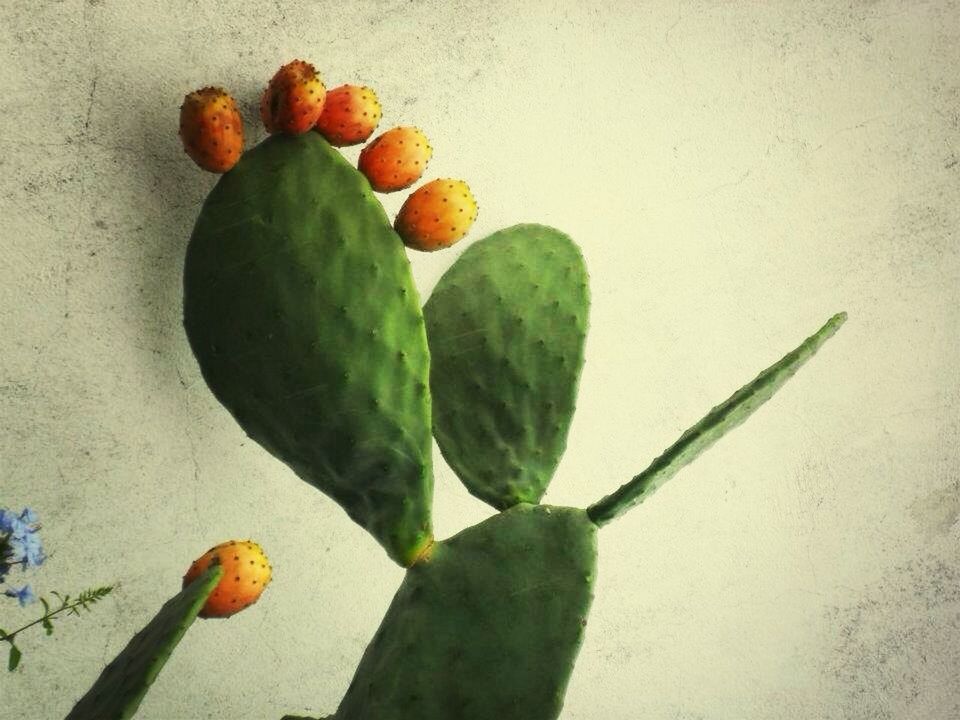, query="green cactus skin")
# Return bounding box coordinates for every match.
[424,224,589,510]
[183,133,434,567]
[65,564,222,720]
[587,312,848,525]
[335,504,596,720]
